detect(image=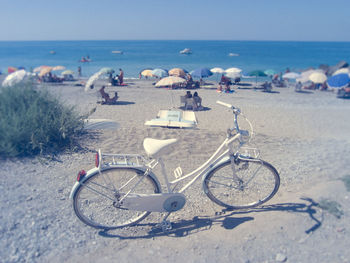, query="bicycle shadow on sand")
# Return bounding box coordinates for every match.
[98,197,321,239]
